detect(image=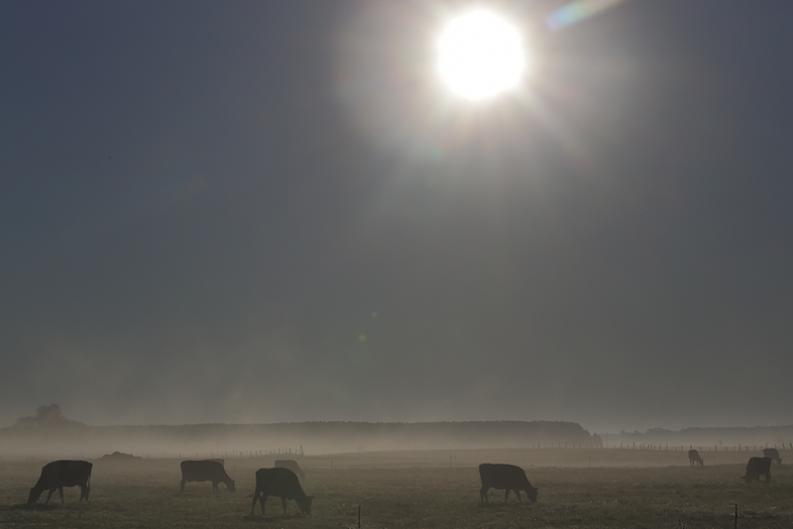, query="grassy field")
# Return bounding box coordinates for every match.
[1,449,792,529]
